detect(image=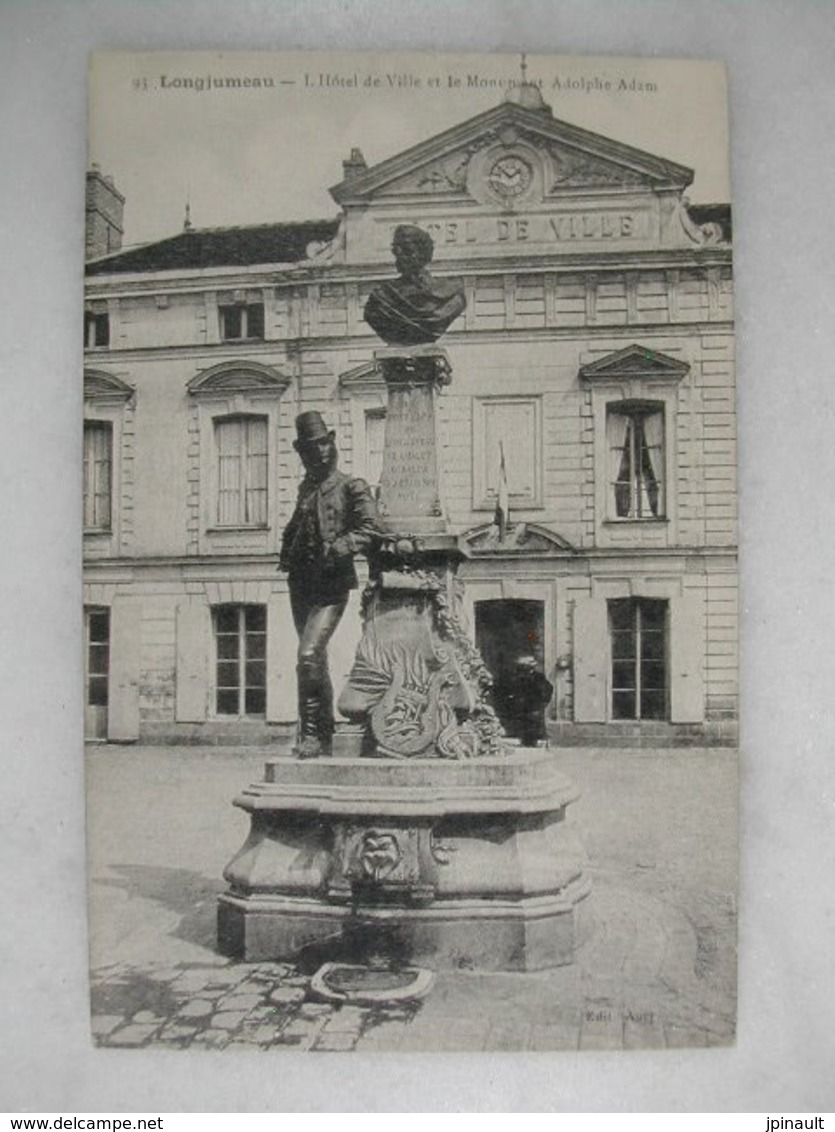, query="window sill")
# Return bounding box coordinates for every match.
[212,716,267,723]
[84,527,113,536]
[219,337,266,345]
[206,525,270,533]
[603,517,669,526]
[474,500,544,513]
